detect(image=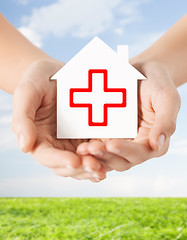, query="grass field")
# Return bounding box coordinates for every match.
[0,198,186,240]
